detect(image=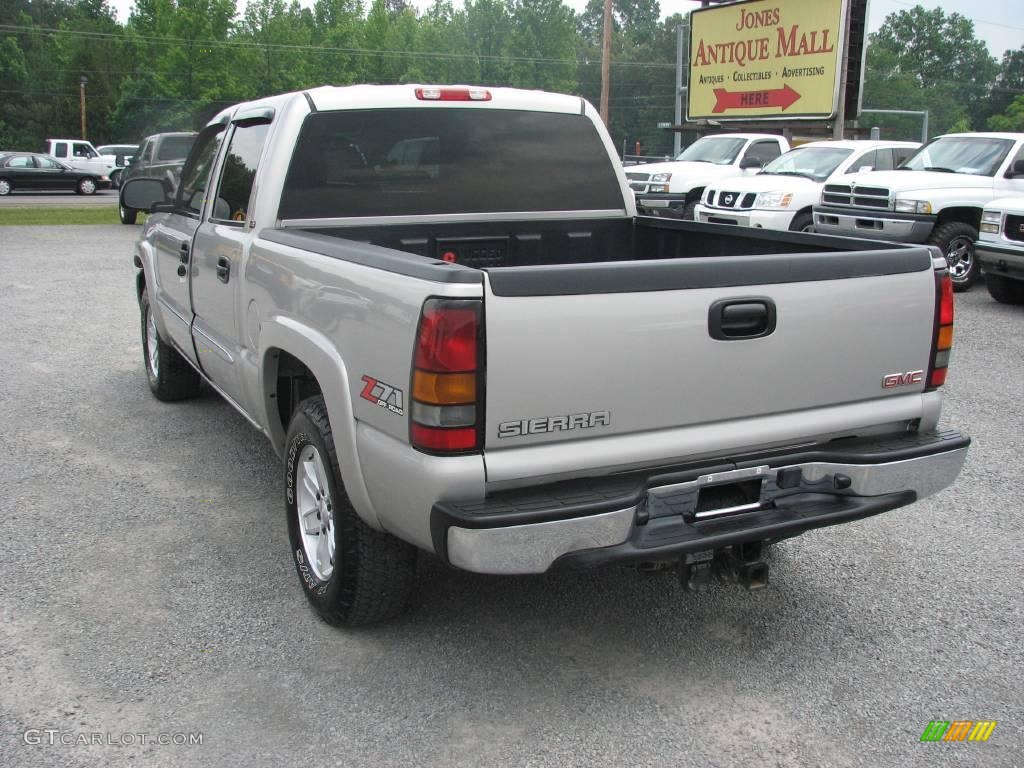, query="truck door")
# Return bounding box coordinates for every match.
[149,123,227,364]
[189,113,273,410]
